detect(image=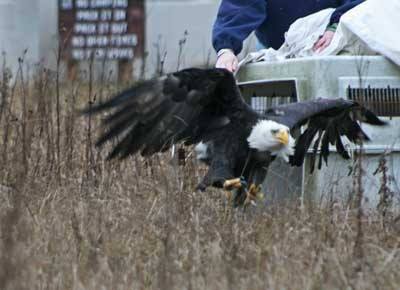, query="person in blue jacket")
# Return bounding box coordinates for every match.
[213,0,364,72]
